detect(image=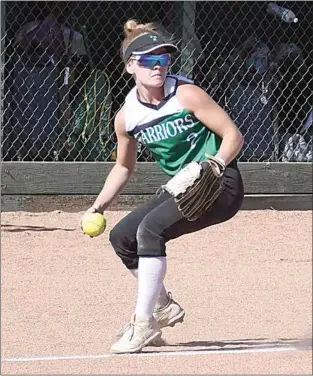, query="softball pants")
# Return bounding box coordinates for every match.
[109,162,244,269]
